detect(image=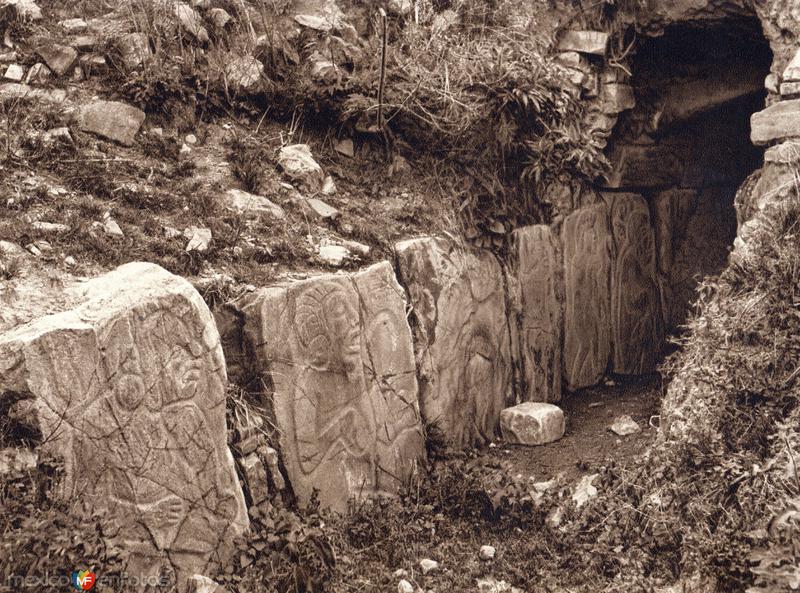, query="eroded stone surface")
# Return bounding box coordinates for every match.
[608,193,664,375]
[227,261,425,511]
[396,238,513,448]
[512,225,562,403]
[0,263,248,592]
[562,204,612,390]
